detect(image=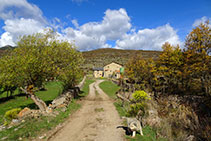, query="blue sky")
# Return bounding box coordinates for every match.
[0,0,210,51]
